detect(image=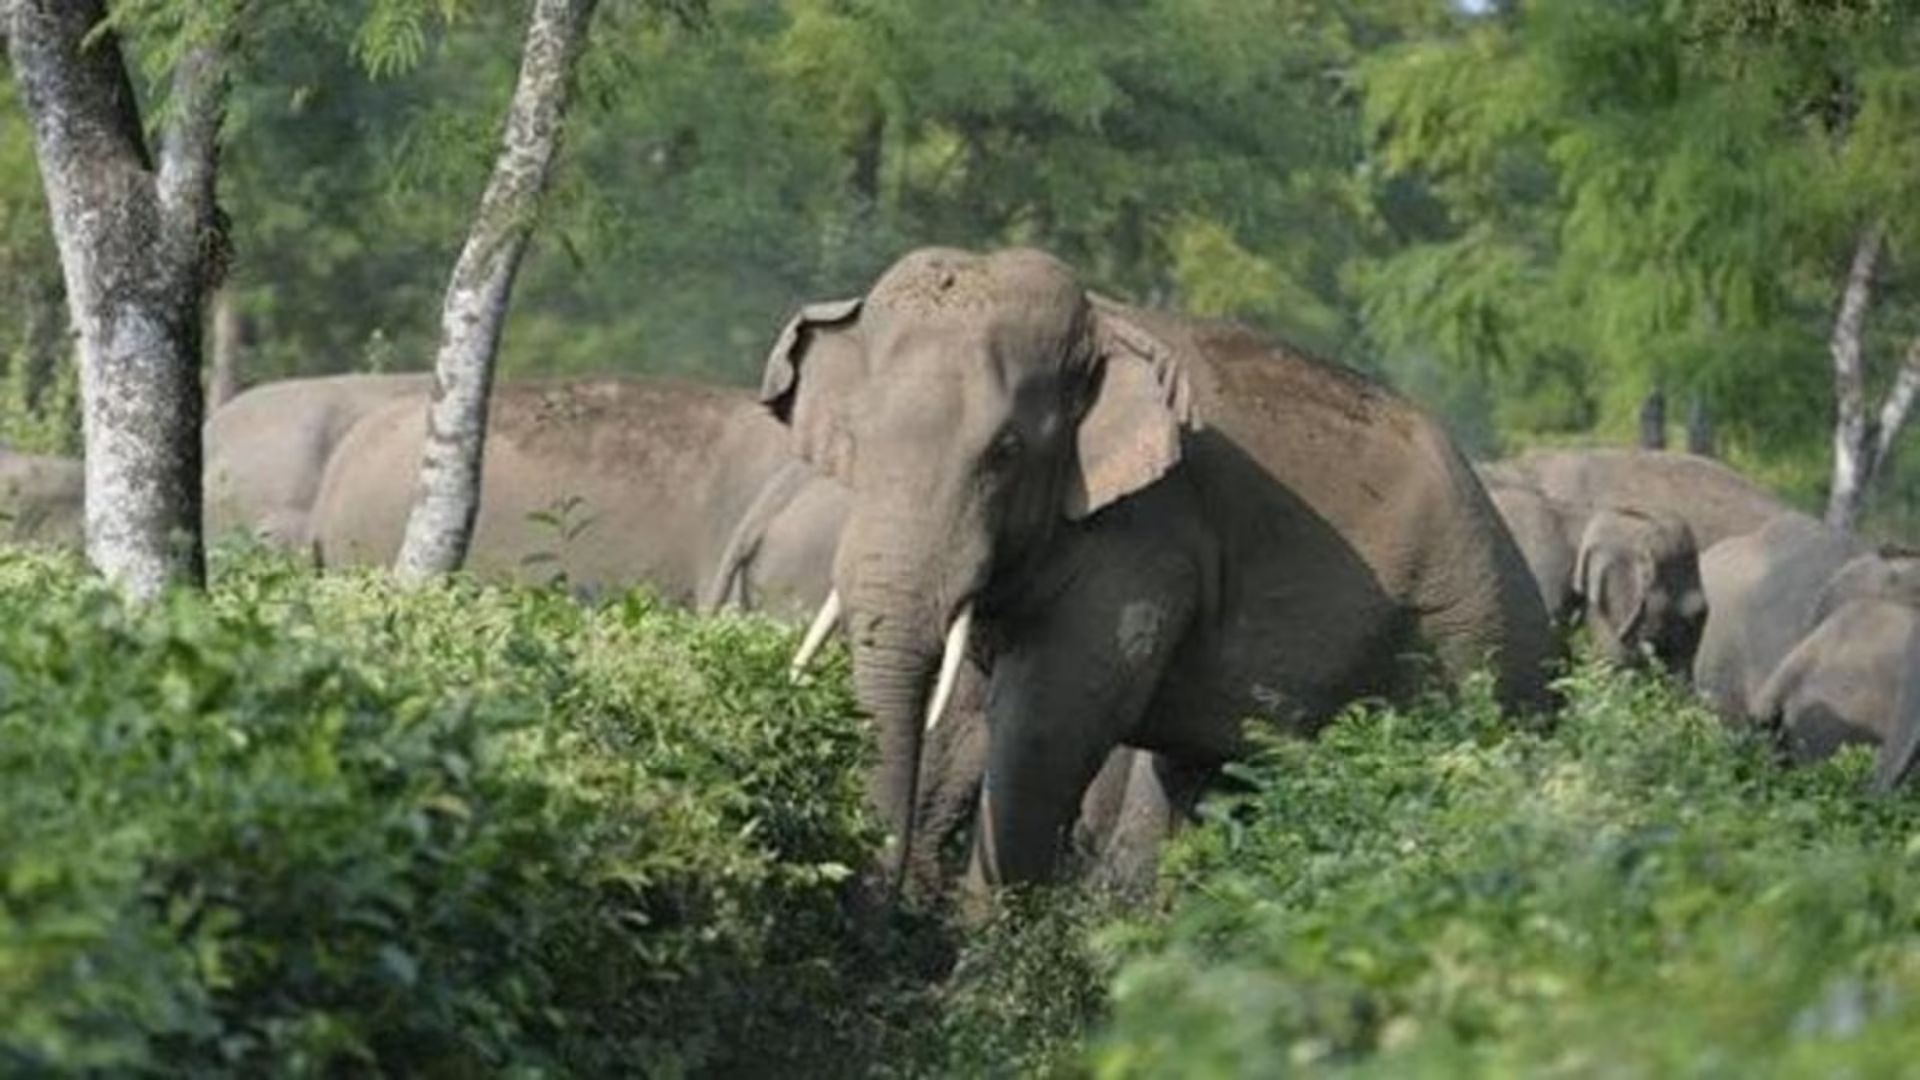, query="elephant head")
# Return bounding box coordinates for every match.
[762,247,1193,885]
[1574,506,1706,671]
